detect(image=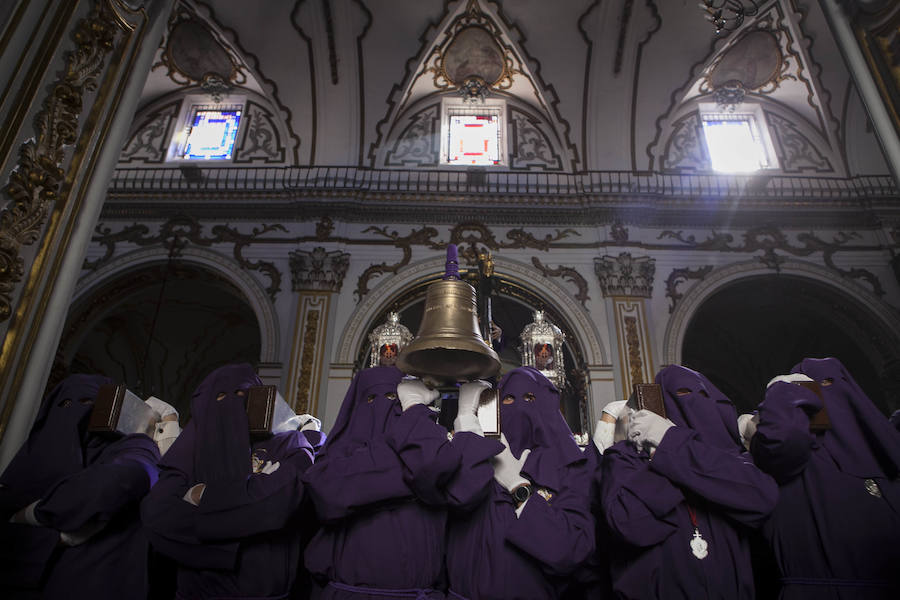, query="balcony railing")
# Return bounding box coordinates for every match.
[107,166,897,201]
